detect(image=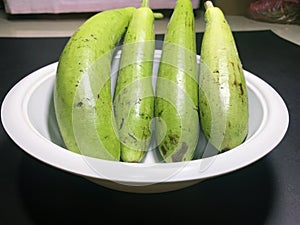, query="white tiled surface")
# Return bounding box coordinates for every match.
[0,10,299,45]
